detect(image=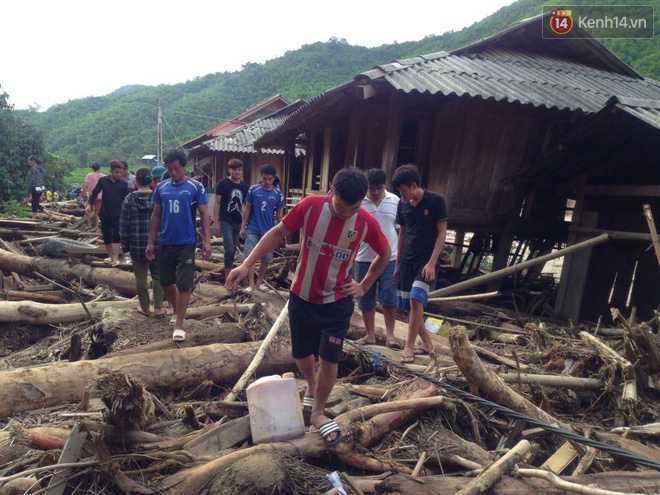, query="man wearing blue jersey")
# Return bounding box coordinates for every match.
[240,164,285,293]
[146,149,212,341]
